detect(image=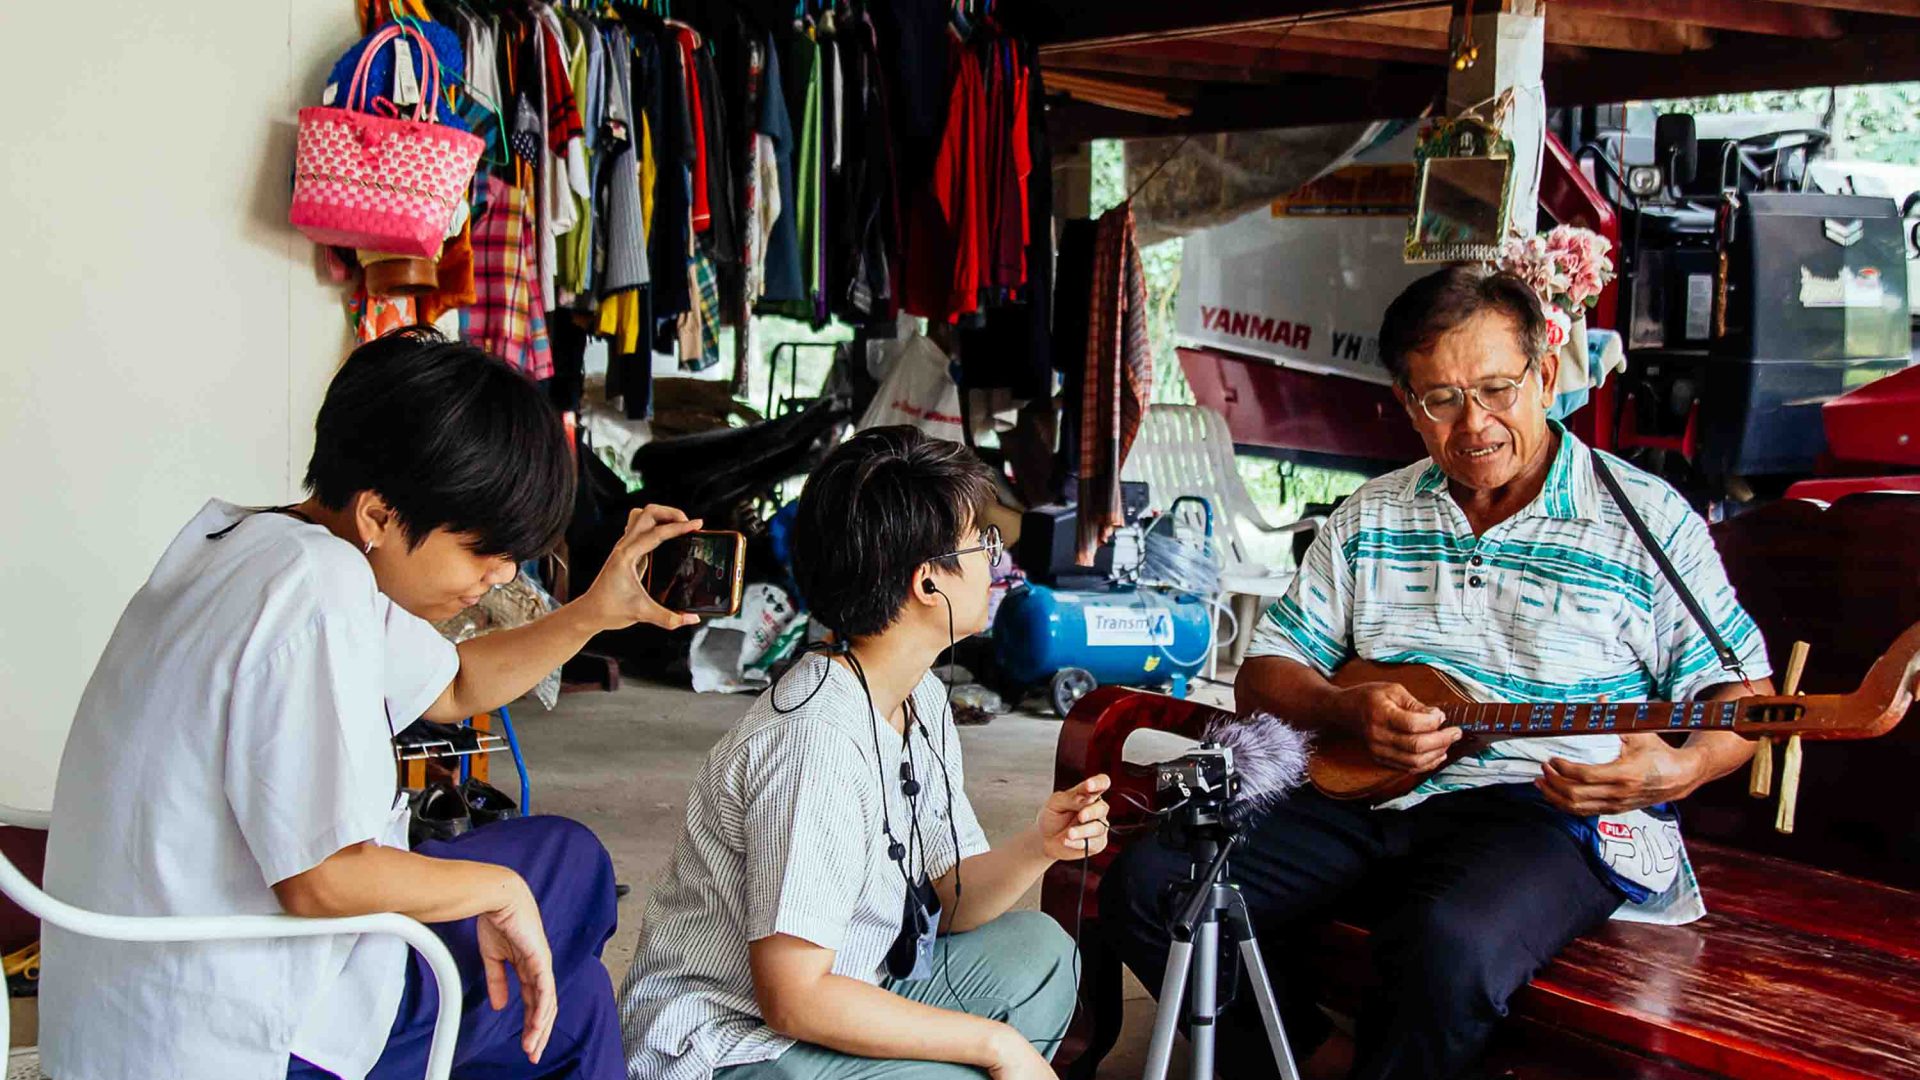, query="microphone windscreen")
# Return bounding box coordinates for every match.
[1202,711,1312,816]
